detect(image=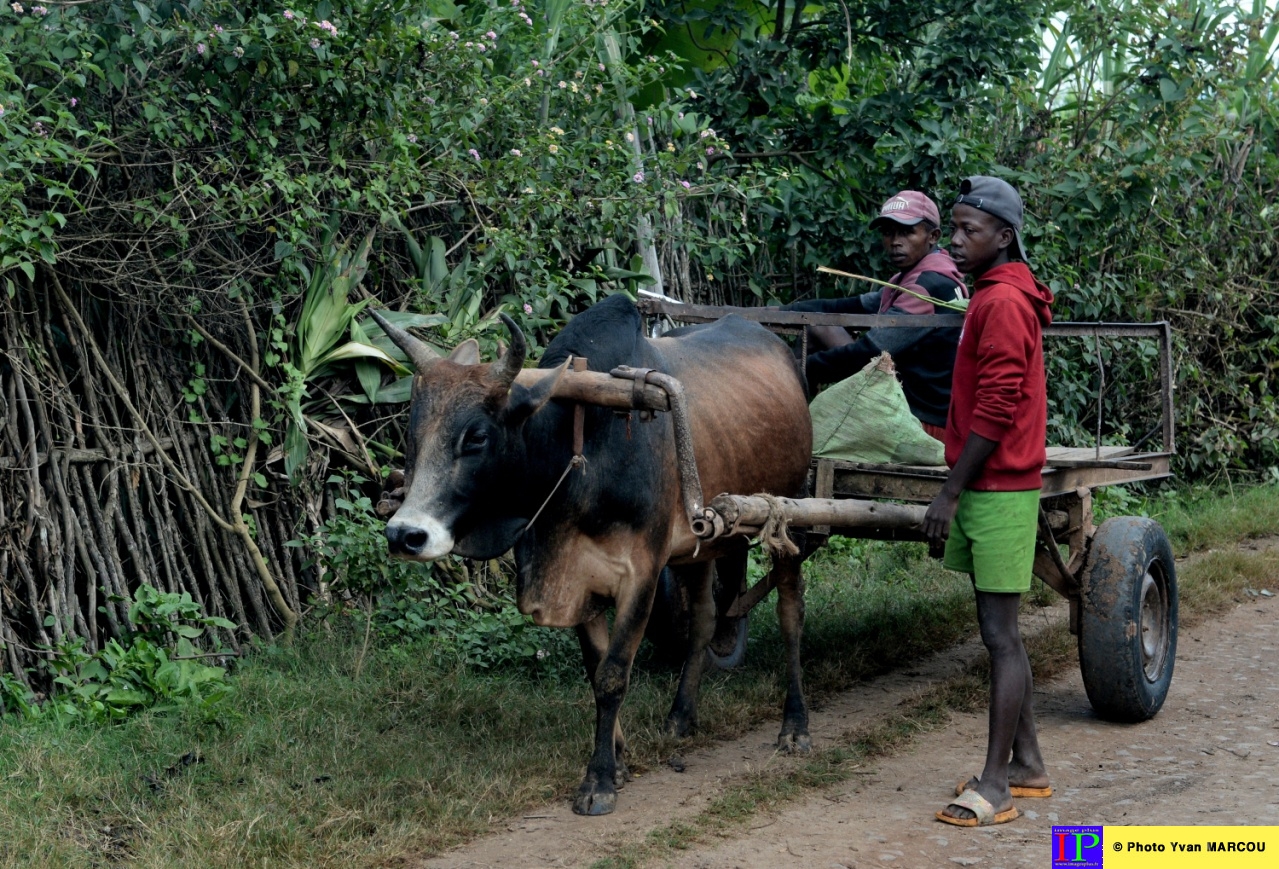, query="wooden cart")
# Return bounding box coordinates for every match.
[635,299,1180,724]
